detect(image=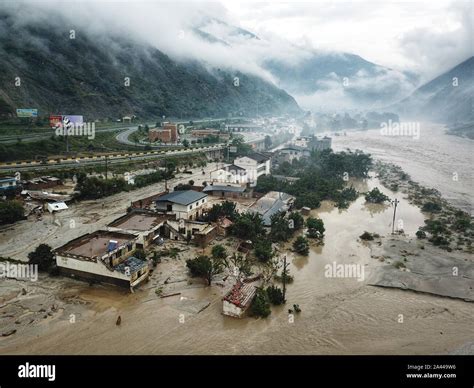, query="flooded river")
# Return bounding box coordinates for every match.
[331,122,473,214]
[3,176,473,355]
